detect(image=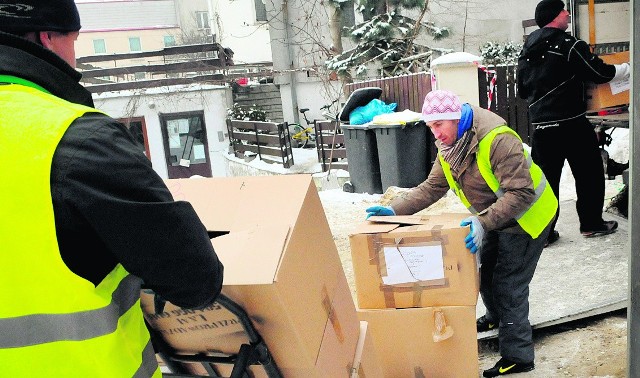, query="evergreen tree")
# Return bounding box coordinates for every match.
[326,0,449,78]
